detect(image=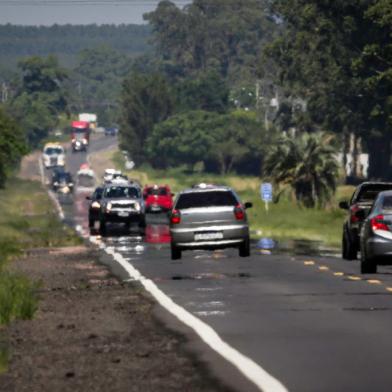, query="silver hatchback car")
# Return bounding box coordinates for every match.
[360,190,392,273]
[169,184,252,260]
